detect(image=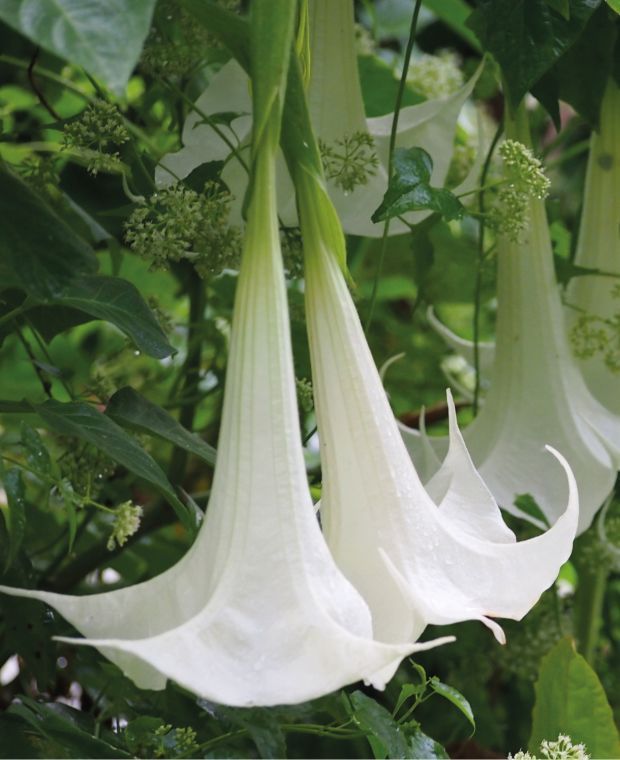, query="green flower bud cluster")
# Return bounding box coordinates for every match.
[511,734,590,760]
[107,500,143,551]
[62,100,129,176]
[296,377,314,413]
[489,139,551,242]
[59,441,117,500]
[17,155,61,199]
[141,0,212,79]
[150,724,199,759]
[124,181,242,277]
[406,51,463,100]
[570,284,620,373]
[319,131,379,193]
